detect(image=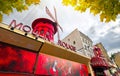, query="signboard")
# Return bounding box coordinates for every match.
[8,20,76,52]
[0,27,43,52]
[36,53,88,76]
[0,42,37,73]
[0,42,88,76]
[9,19,56,42]
[9,20,32,33]
[58,40,76,51]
